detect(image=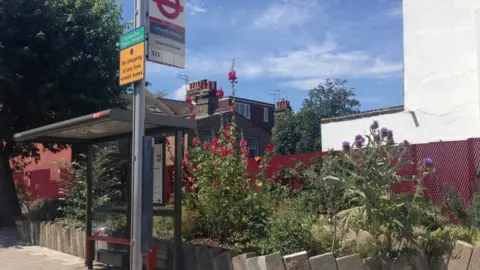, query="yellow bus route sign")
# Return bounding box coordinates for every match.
[119,27,145,86]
